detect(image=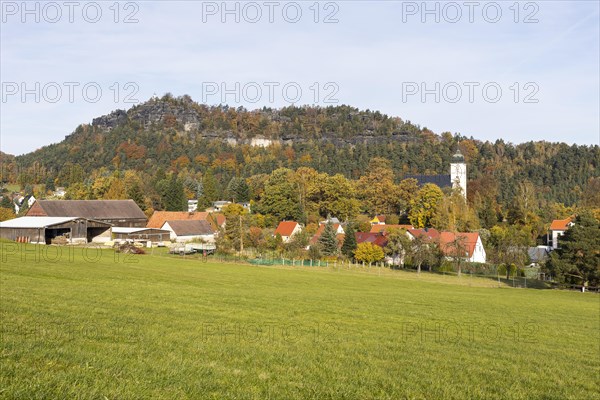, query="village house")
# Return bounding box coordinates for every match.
[188,199,198,212]
[370,215,386,225]
[26,200,147,228]
[274,221,303,243]
[14,195,36,214]
[408,228,487,264]
[161,220,215,243]
[147,211,224,233]
[548,217,574,249]
[370,224,413,233]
